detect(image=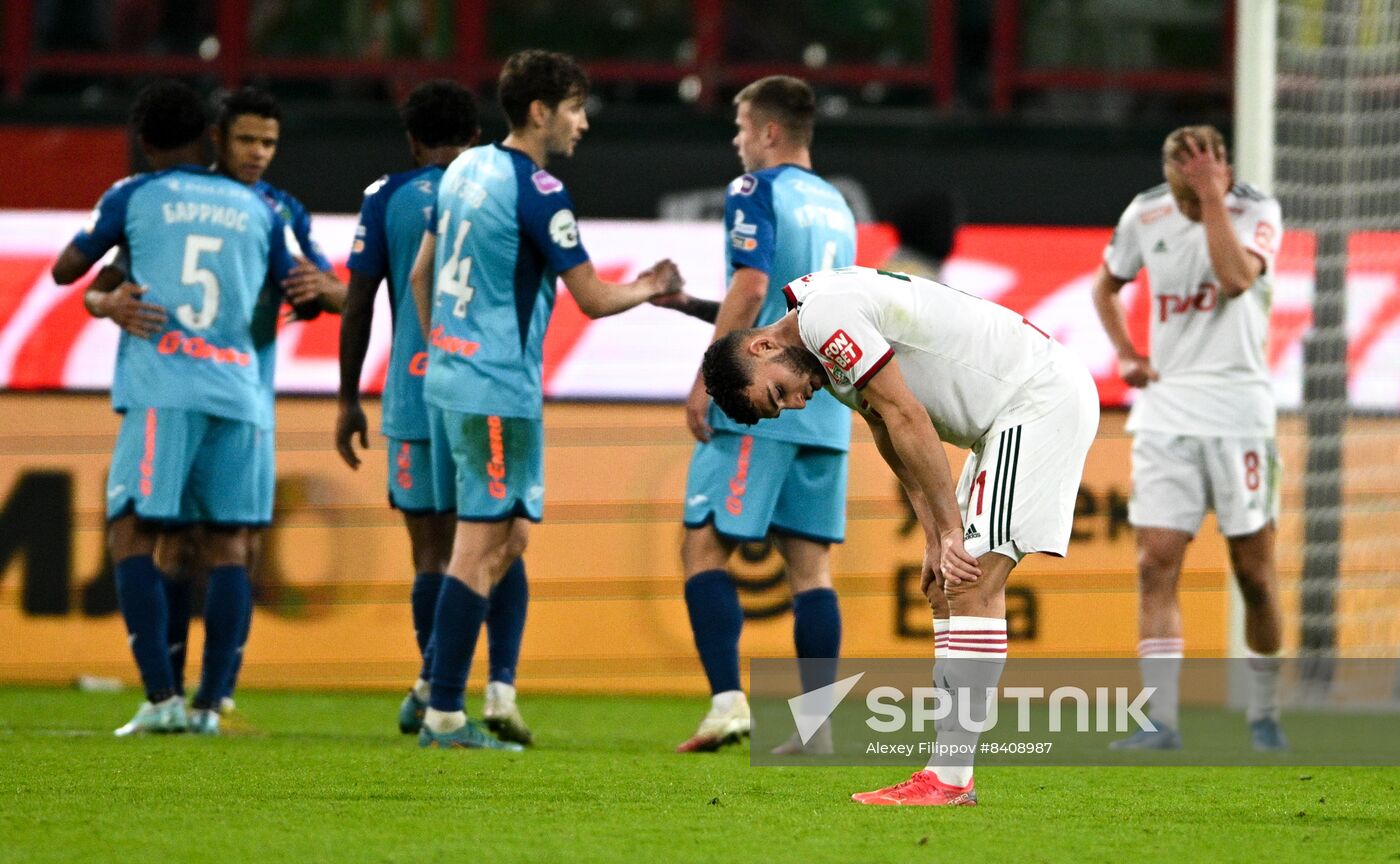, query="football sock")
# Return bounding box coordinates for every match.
[930,616,1007,788]
[792,587,841,695]
[685,569,744,695]
[193,565,248,709]
[487,558,529,687]
[412,678,431,702]
[1246,648,1282,723]
[411,571,445,656]
[428,578,490,713]
[412,571,445,681]
[162,573,192,696]
[115,555,177,704]
[219,567,254,702]
[933,617,952,733]
[1139,637,1184,730]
